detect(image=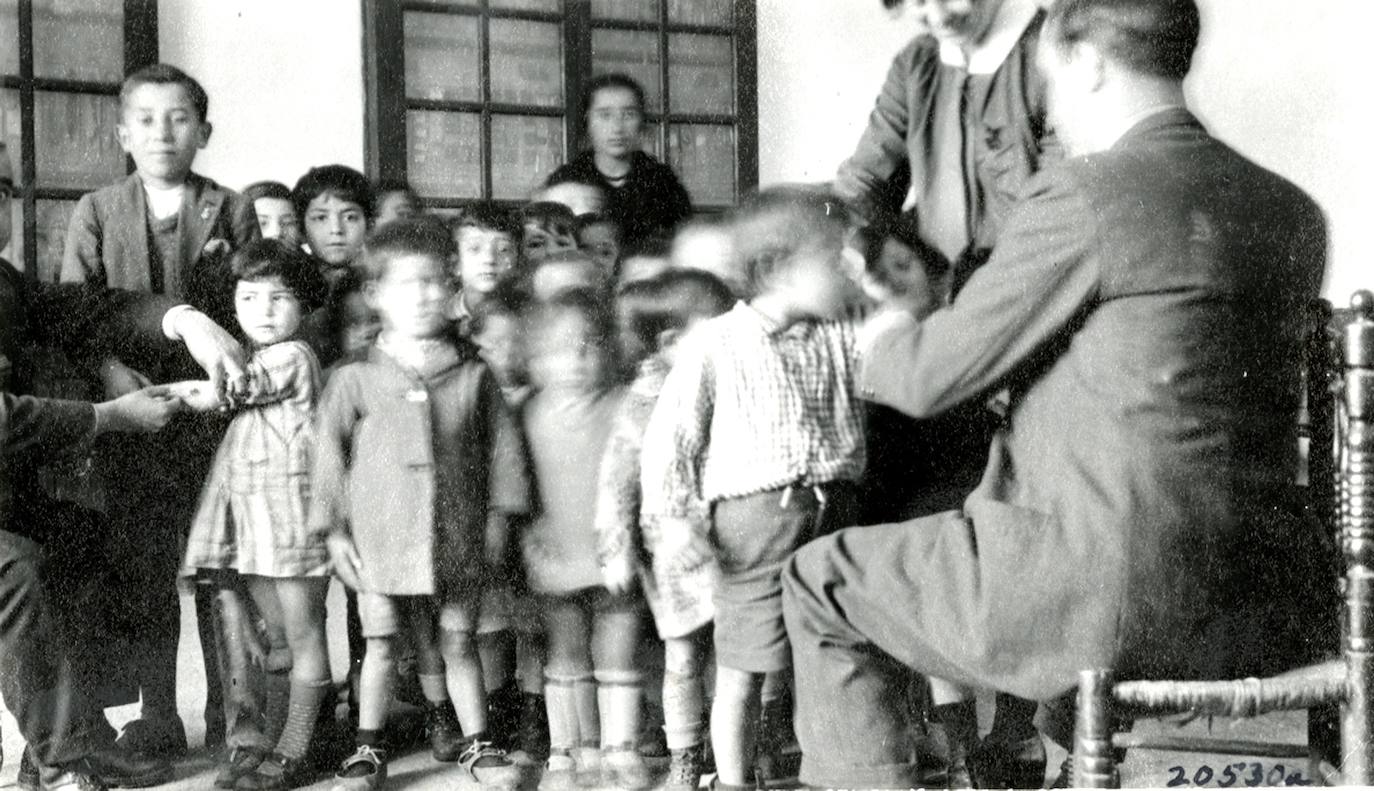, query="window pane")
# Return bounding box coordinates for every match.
[590,29,661,112]
[407,110,481,199]
[668,0,733,26]
[641,119,663,160]
[35,199,76,282]
[0,0,17,76]
[490,19,562,107]
[492,0,561,11]
[669,33,733,114]
[491,115,563,200]
[33,0,123,82]
[669,123,733,205]
[1,89,20,187]
[3,197,21,270]
[34,91,123,190]
[591,0,656,23]
[404,12,479,102]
